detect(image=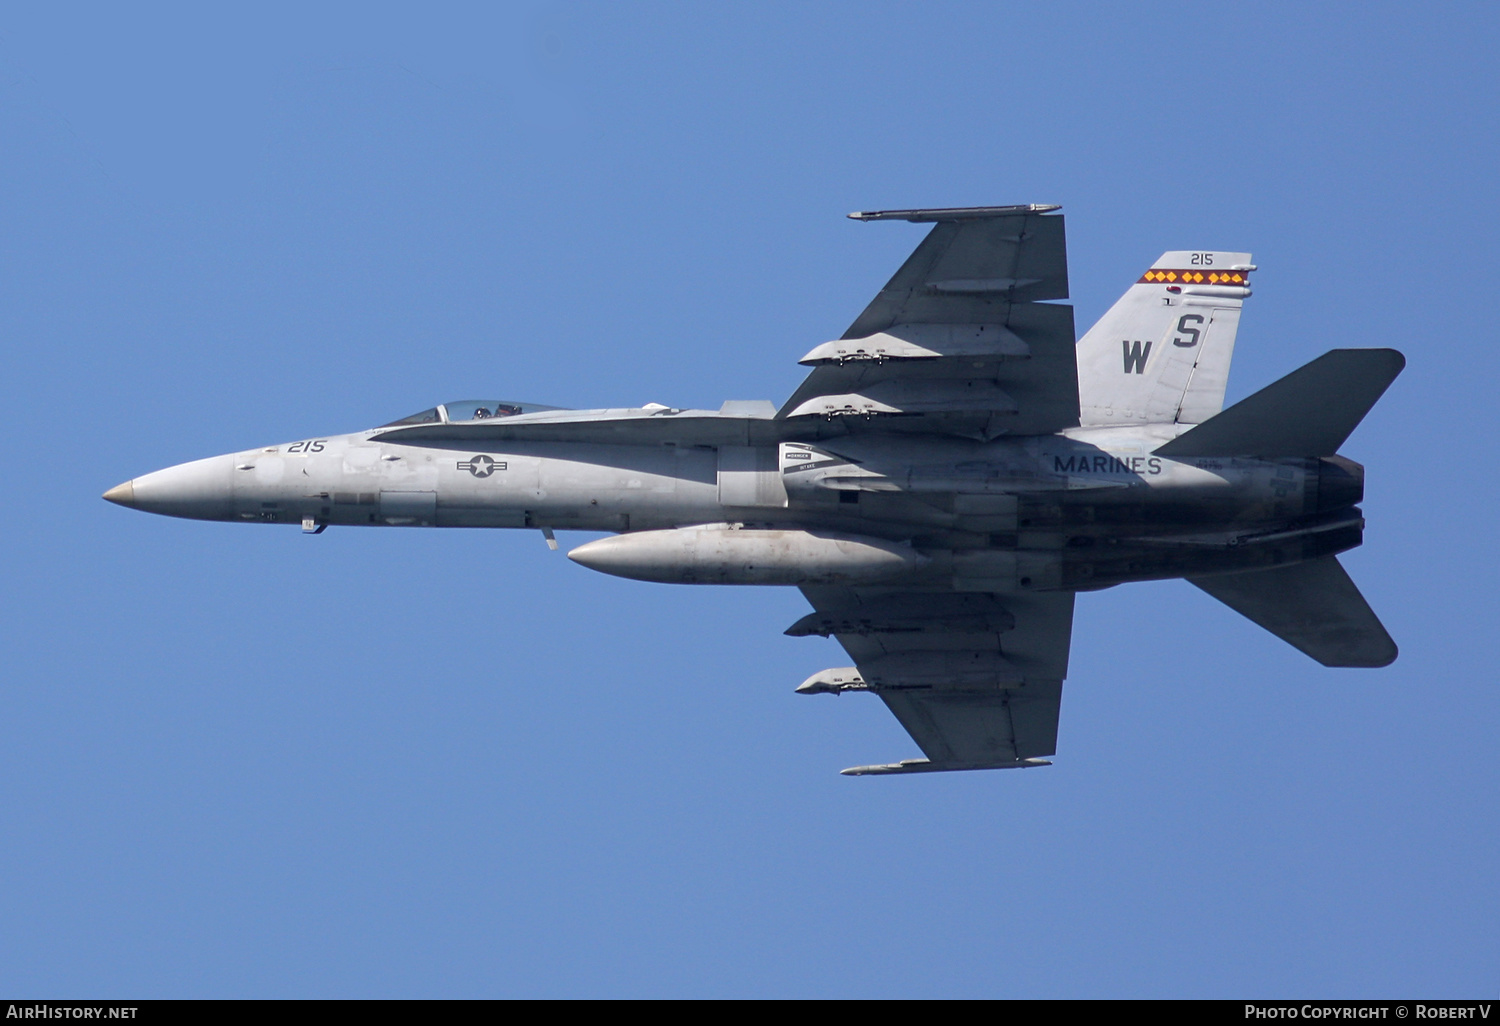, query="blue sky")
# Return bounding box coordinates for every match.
[2,2,1497,997]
